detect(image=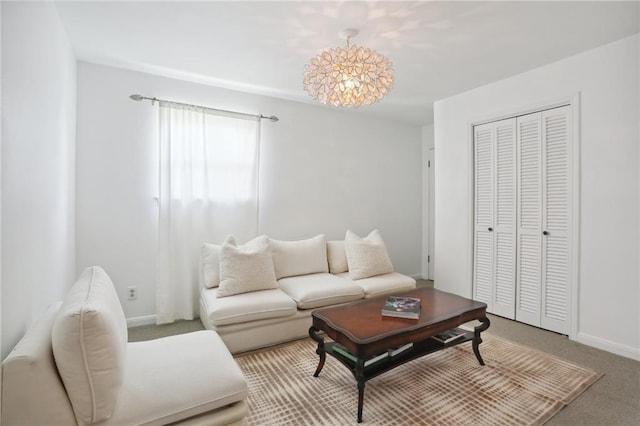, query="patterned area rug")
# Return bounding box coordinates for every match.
[234,335,602,425]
